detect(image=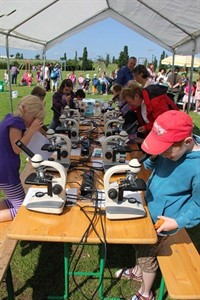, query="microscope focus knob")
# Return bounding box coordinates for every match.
[71,130,77,137]
[52,184,63,195]
[105,151,112,160]
[106,131,112,137]
[108,188,118,200]
[61,150,68,158]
